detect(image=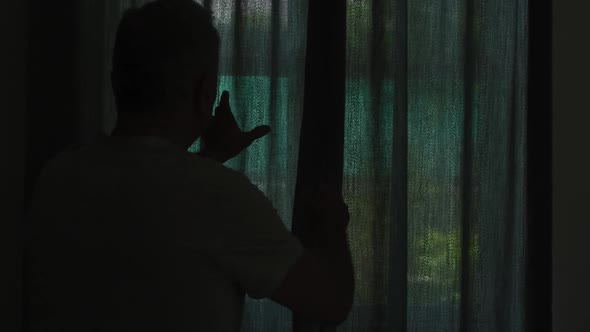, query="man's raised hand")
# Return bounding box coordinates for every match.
[200,91,271,163]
